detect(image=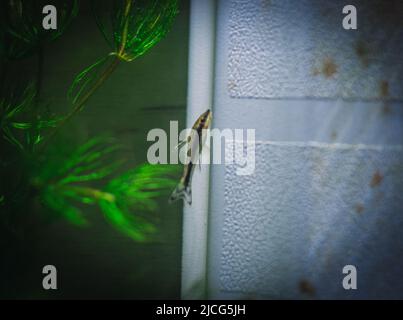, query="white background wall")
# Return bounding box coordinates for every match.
[184,0,403,299]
